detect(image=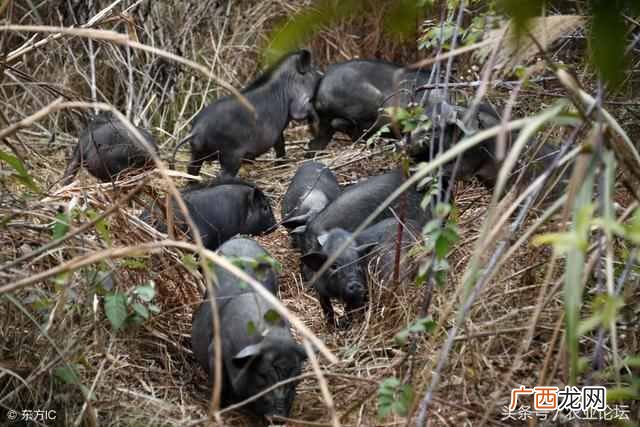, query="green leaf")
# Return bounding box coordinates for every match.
[247,320,257,336]
[86,209,112,247]
[121,257,147,270]
[577,315,601,336]
[52,272,69,287]
[625,208,640,244]
[606,386,640,402]
[131,302,149,320]
[434,203,451,219]
[434,235,450,258]
[133,283,155,302]
[422,219,441,236]
[264,309,281,325]
[377,377,413,419]
[105,292,128,331]
[394,317,435,345]
[0,150,39,192]
[54,364,81,385]
[52,211,70,240]
[589,0,627,87]
[441,223,459,244]
[623,356,640,368]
